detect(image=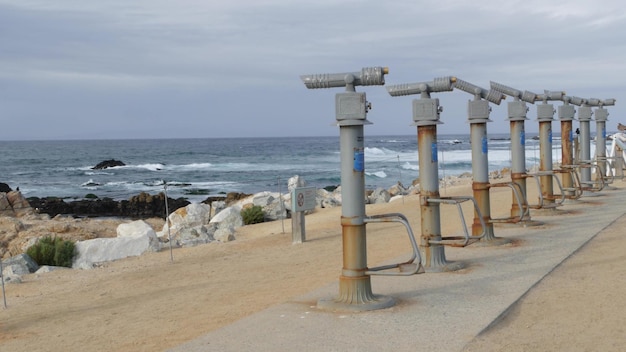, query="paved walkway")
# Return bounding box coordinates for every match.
[169,184,626,352]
